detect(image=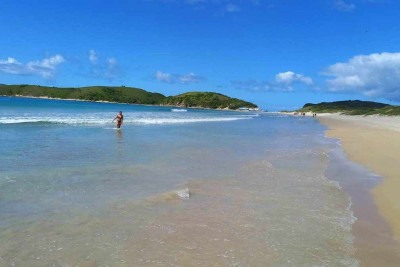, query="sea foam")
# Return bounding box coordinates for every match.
[0,115,251,125]
[175,188,190,199]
